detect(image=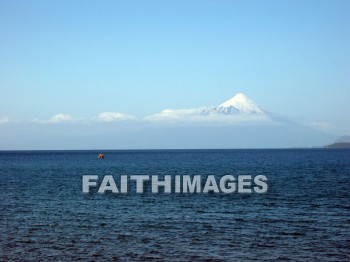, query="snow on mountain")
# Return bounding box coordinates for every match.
[145,93,269,122]
[201,93,265,116]
[203,93,265,115]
